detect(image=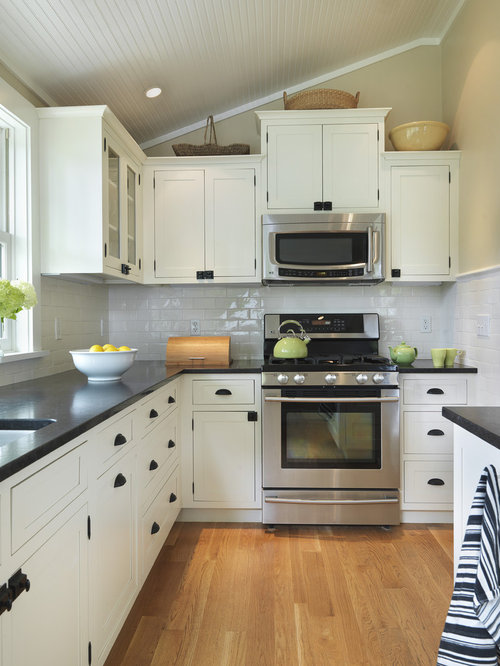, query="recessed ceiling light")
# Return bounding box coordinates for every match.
[145,87,162,98]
